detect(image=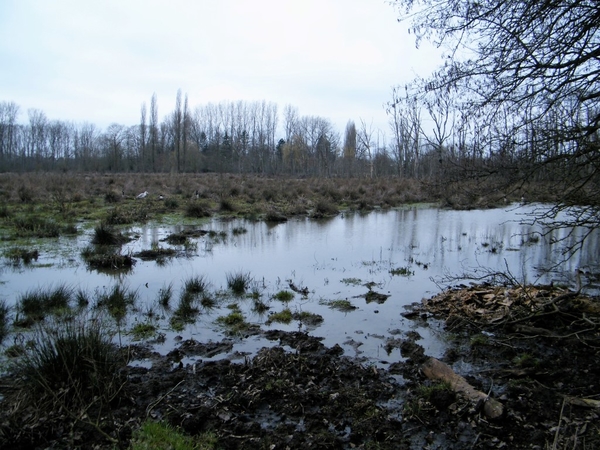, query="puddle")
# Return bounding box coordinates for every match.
[1,204,599,364]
